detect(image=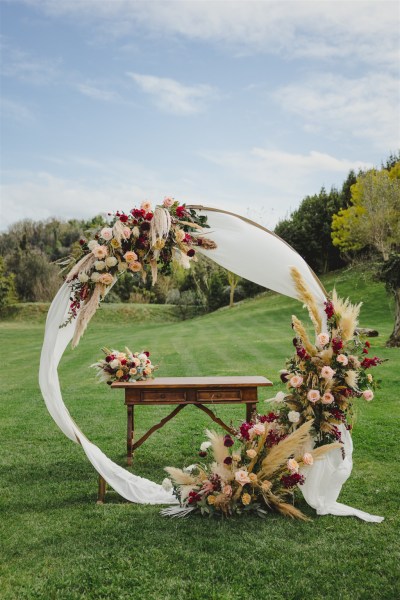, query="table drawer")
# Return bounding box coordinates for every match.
[141,390,187,402]
[197,389,242,401]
